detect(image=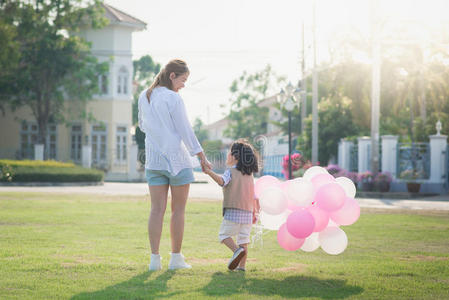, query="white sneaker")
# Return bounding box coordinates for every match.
[228,247,246,270]
[149,253,162,271]
[168,253,192,270]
